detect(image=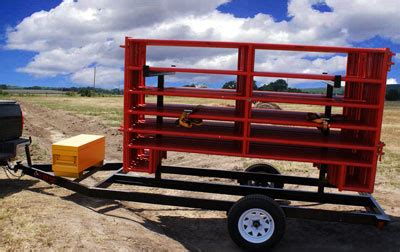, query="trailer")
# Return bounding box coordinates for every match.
[2,38,395,251]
